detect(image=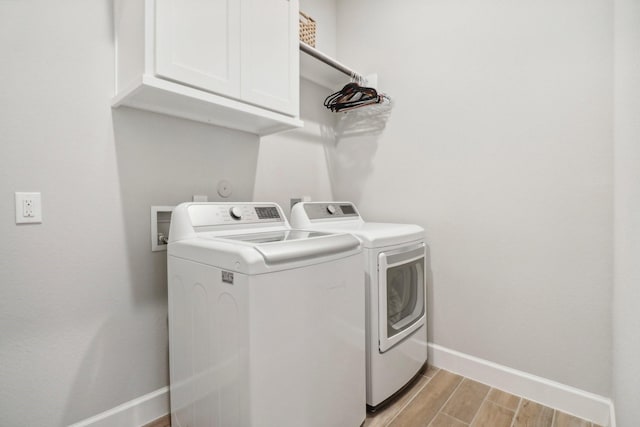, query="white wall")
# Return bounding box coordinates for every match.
[0,1,259,426]
[613,0,640,424]
[335,0,613,395]
[254,0,338,213]
[253,80,336,215]
[0,0,622,424]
